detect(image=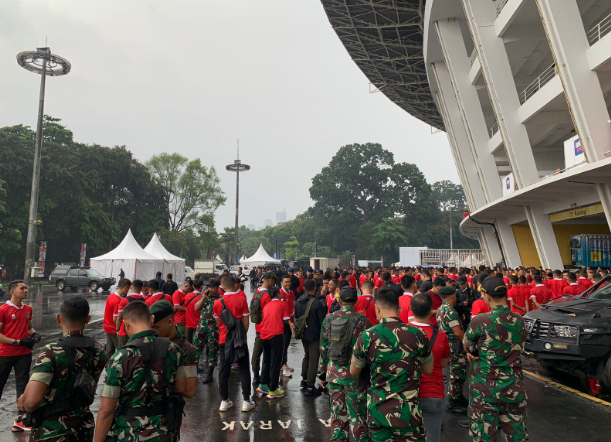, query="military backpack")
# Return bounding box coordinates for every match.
[249,289,268,324]
[328,313,362,366]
